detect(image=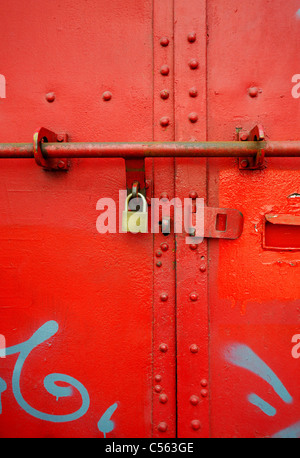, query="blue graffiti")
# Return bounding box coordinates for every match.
[247,394,276,417]
[0,320,90,422]
[272,421,300,438]
[224,343,300,438]
[224,343,292,404]
[97,402,118,438]
[0,378,7,414]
